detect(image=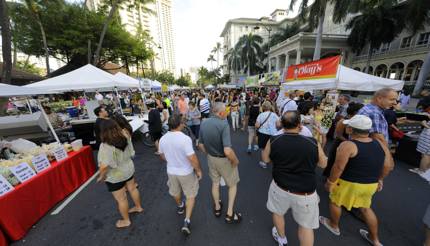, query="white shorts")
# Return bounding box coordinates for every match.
[267,181,320,229]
